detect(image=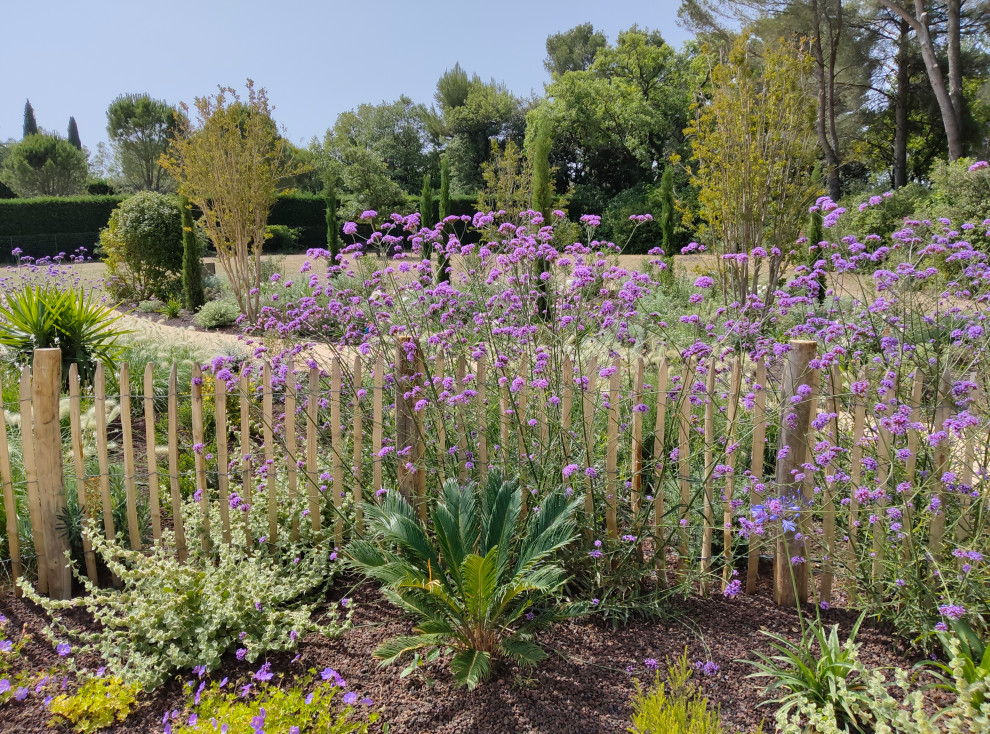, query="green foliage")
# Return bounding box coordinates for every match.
[269,193,331,242]
[193,299,240,329]
[48,676,140,733]
[347,473,585,688]
[99,191,187,300]
[530,122,553,220]
[686,34,819,306]
[658,167,676,285]
[746,613,871,733]
[105,93,179,192]
[771,636,990,734]
[67,117,82,150]
[437,156,452,282]
[0,285,128,384]
[162,297,183,319]
[927,158,990,225]
[23,100,38,137]
[265,224,301,252]
[22,512,339,690]
[0,195,124,238]
[544,23,608,77]
[180,194,204,311]
[326,187,341,261]
[927,621,990,719]
[629,650,730,734]
[171,675,378,734]
[420,173,435,264]
[1,133,89,197]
